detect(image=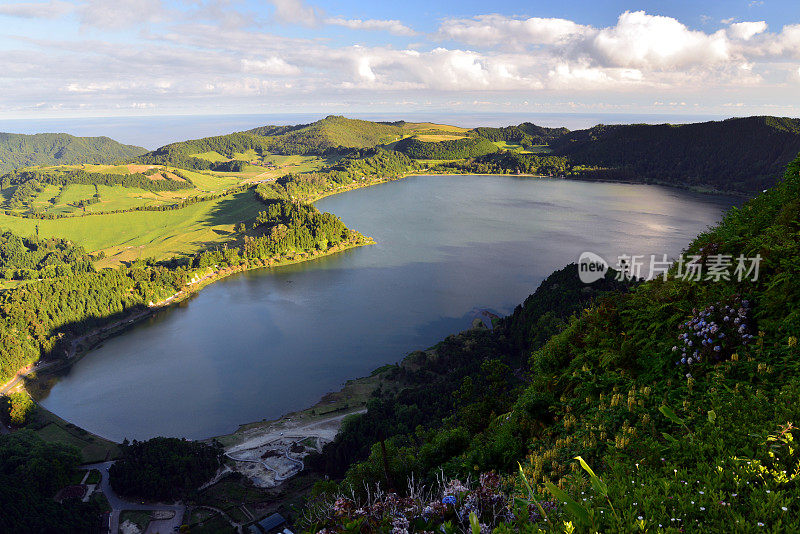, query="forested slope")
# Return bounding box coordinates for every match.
[552,116,800,194]
[0,133,146,174]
